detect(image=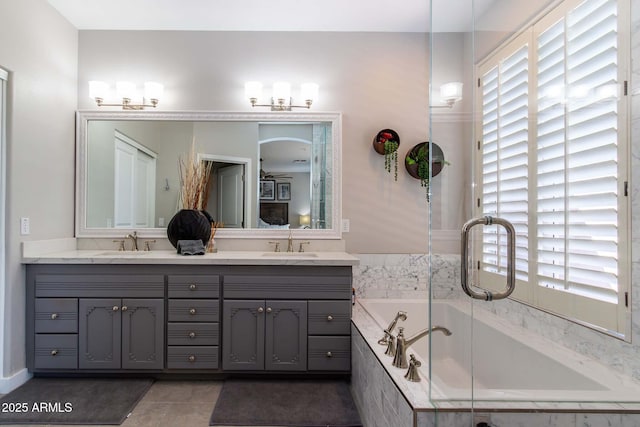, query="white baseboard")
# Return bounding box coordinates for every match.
[0,368,31,394]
